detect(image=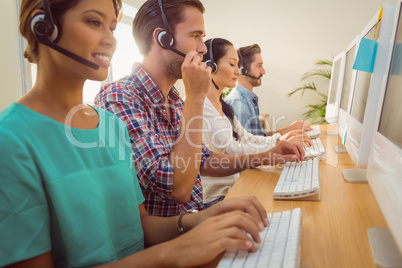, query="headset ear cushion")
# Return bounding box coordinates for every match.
[31,14,59,42]
[157,30,174,48]
[205,60,218,74]
[240,66,246,75]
